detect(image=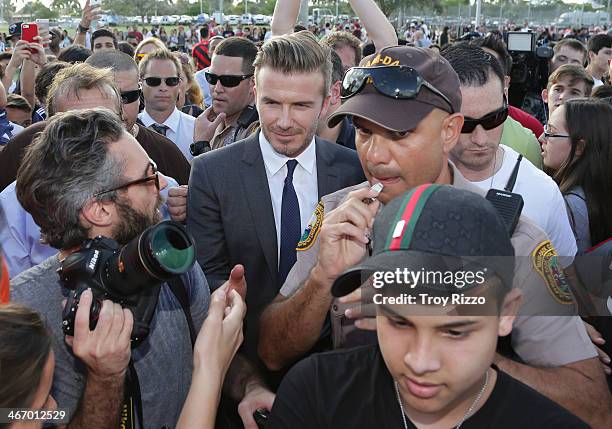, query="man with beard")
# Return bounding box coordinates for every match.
[8,108,209,429]
[0,62,189,278]
[9,108,260,429]
[187,31,365,374]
